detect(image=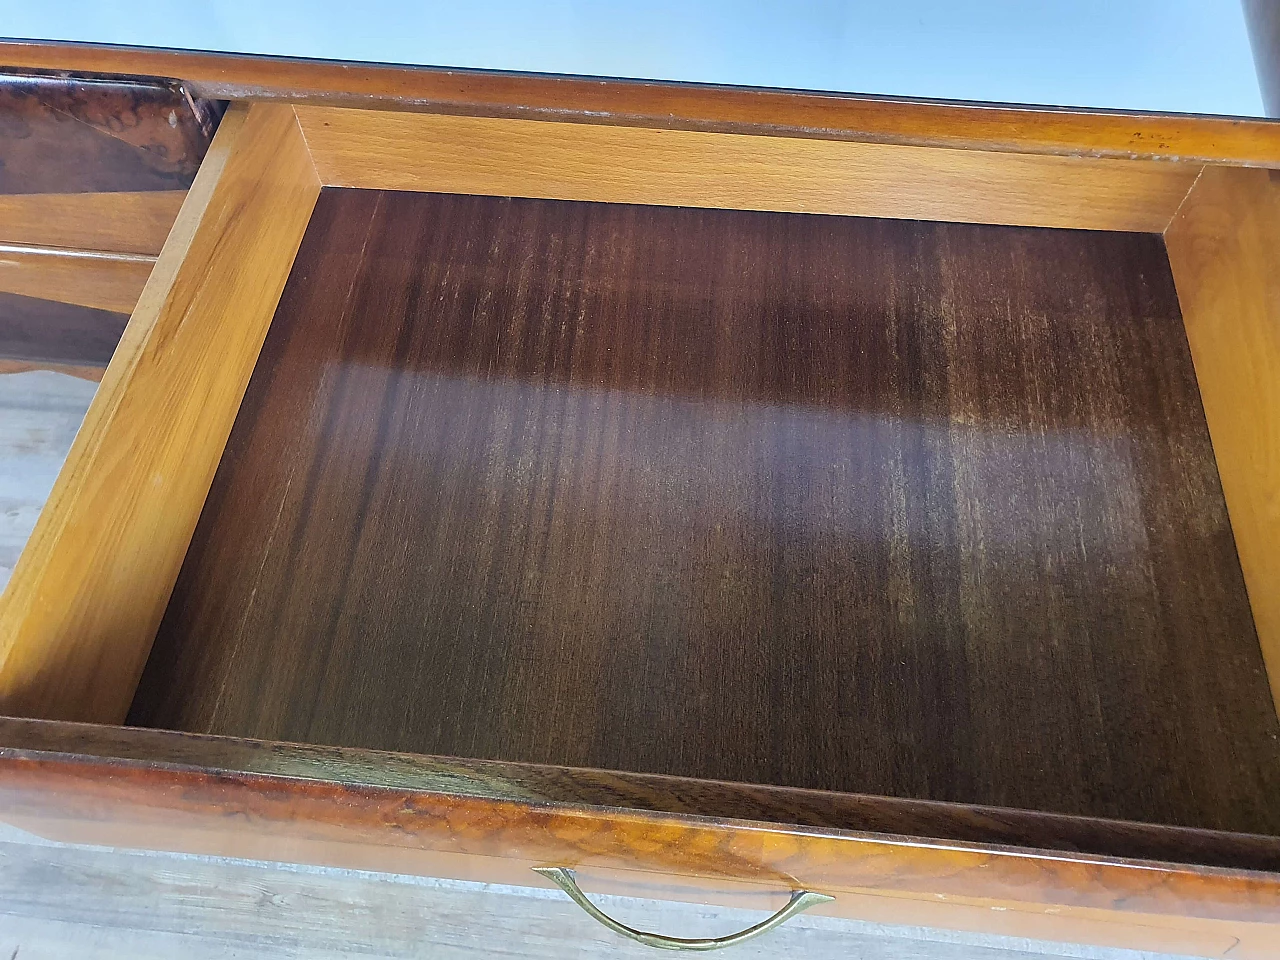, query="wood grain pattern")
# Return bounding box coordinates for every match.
[296,106,1200,232]
[8,718,1280,873]
[1165,165,1280,713]
[0,102,321,724]
[1,734,1278,958]
[3,40,1280,167]
[0,244,154,313]
[0,191,187,255]
[0,72,219,195]
[0,75,210,368]
[135,189,1280,834]
[0,291,129,368]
